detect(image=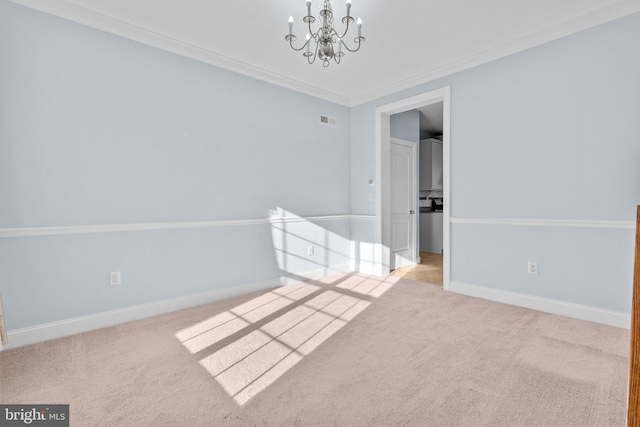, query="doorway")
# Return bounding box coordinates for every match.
[375,86,451,290]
